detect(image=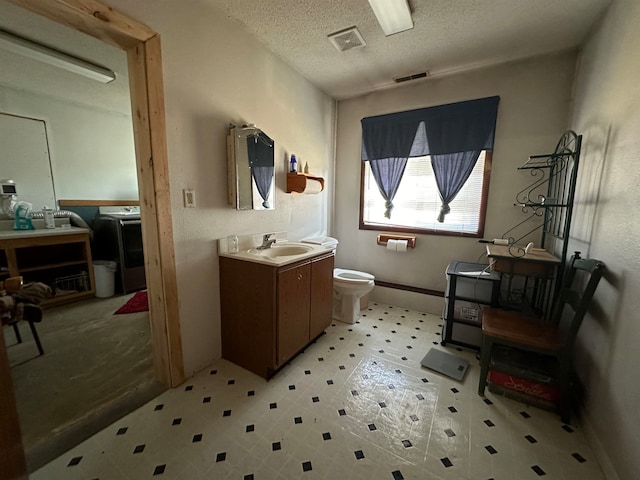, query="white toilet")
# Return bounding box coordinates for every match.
[302,236,375,324]
[333,268,375,324]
